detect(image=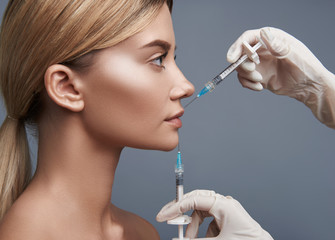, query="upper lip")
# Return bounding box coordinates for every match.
[165,109,184,121]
